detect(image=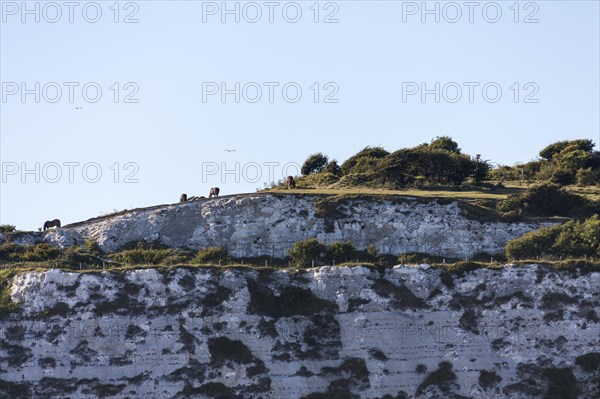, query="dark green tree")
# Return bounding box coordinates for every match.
[323,160,342,176]
[288,238,327,267]
[341,146,389,175]
[497,184,586,217]
[376,148,479,187]
[301,153,329,175]
[539,139,594,160]
[428,136,461,153]
[326,241,358,263]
